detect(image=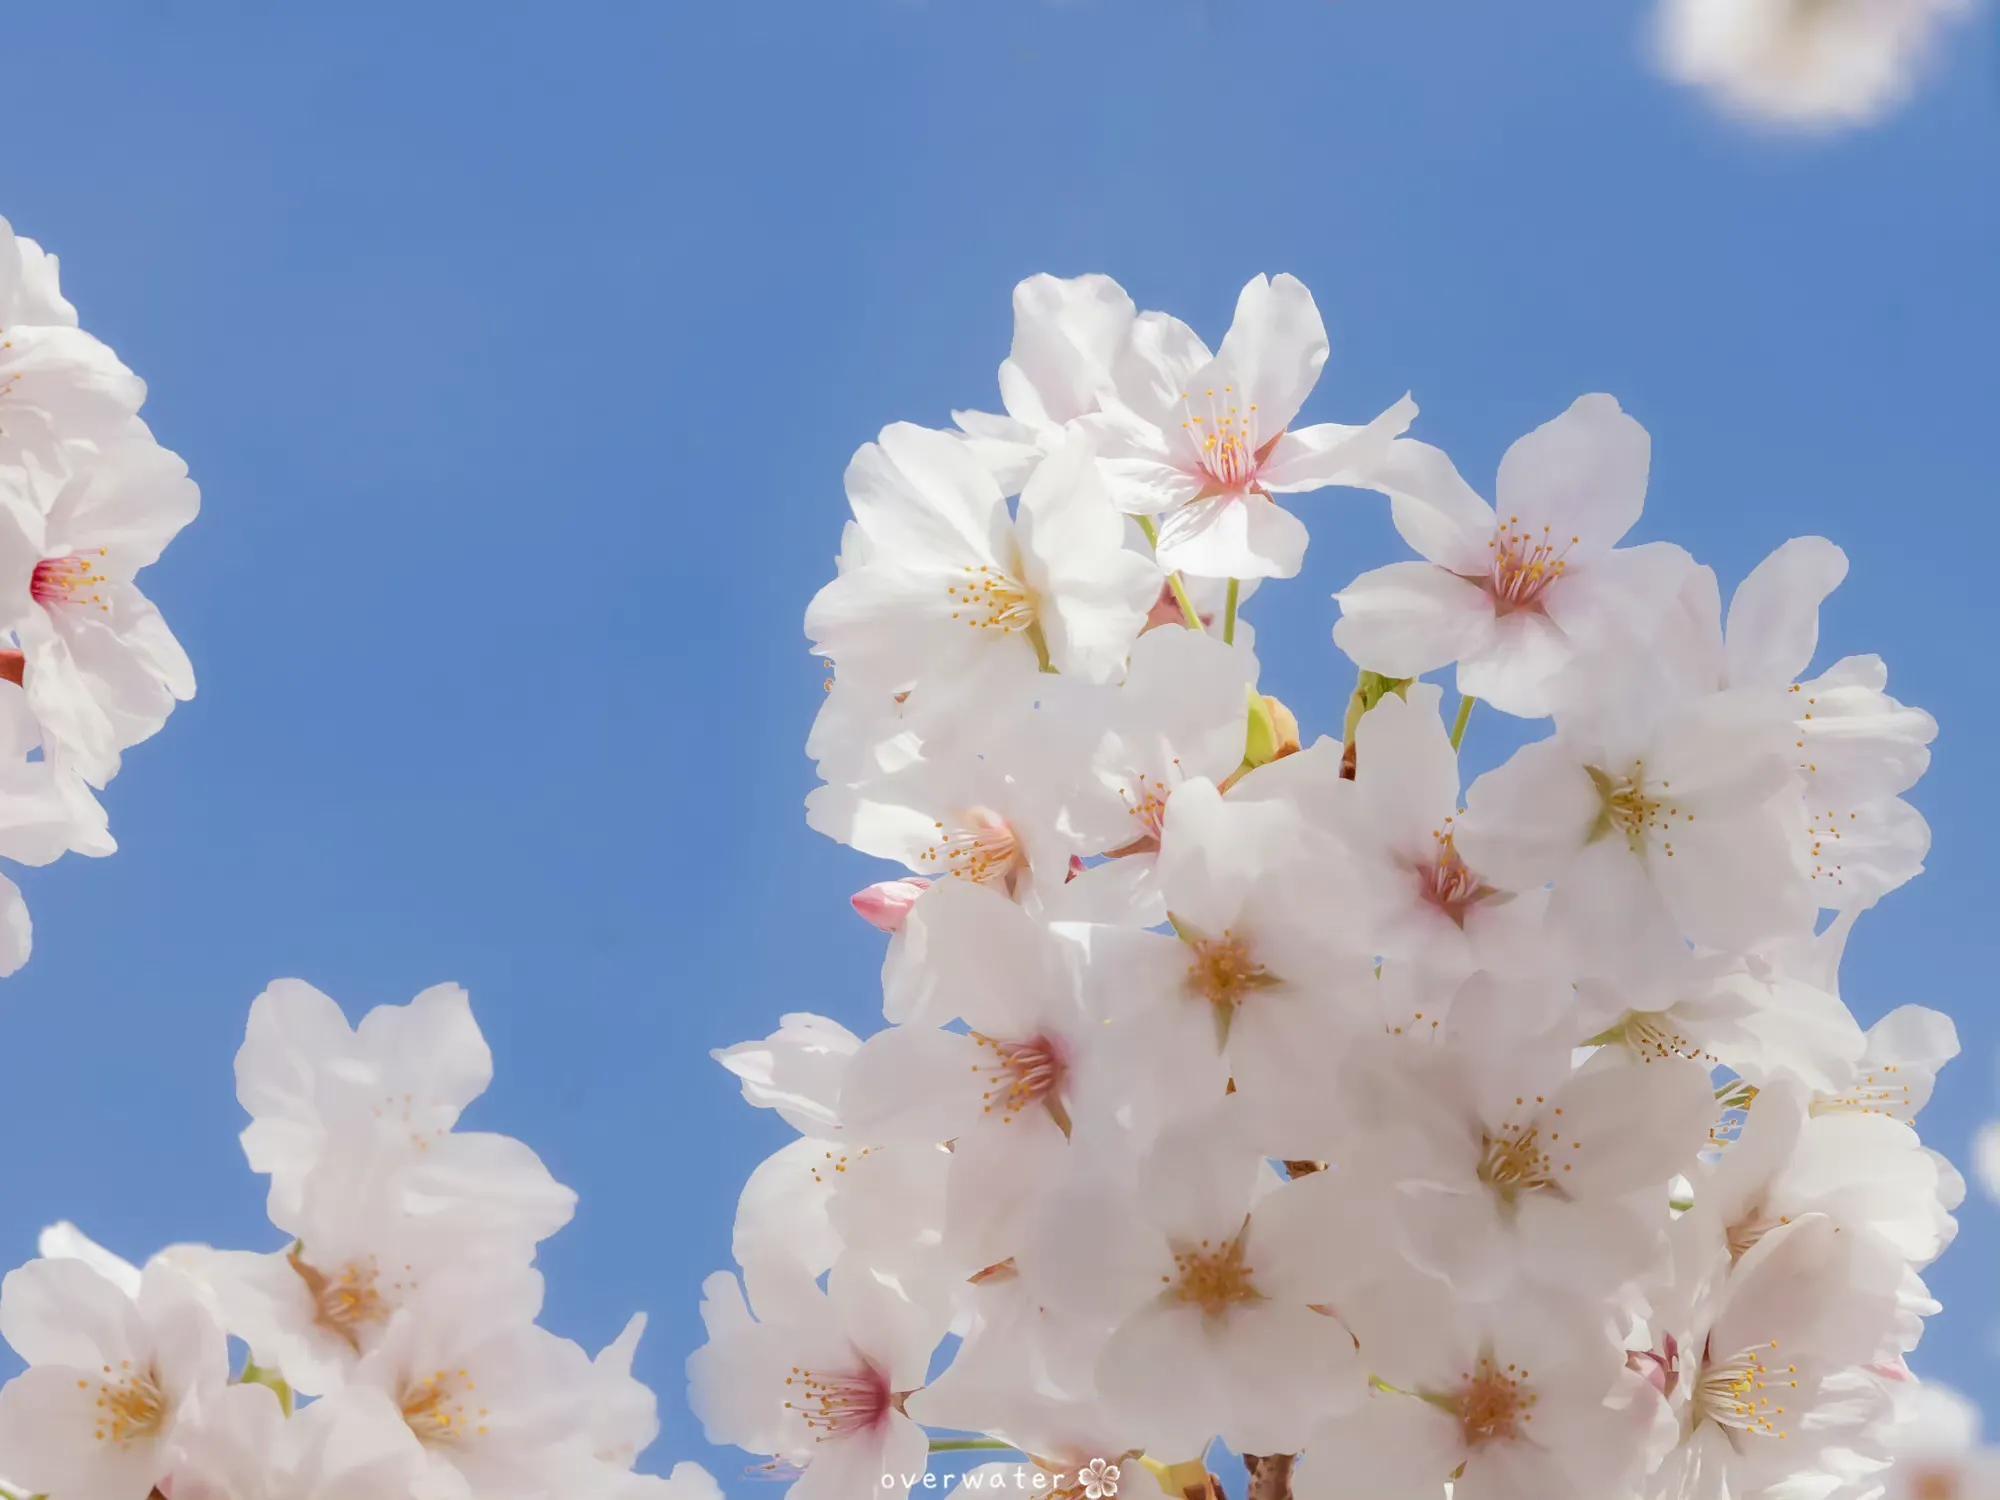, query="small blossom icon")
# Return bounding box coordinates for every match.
[1076,1457,1120,1499]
